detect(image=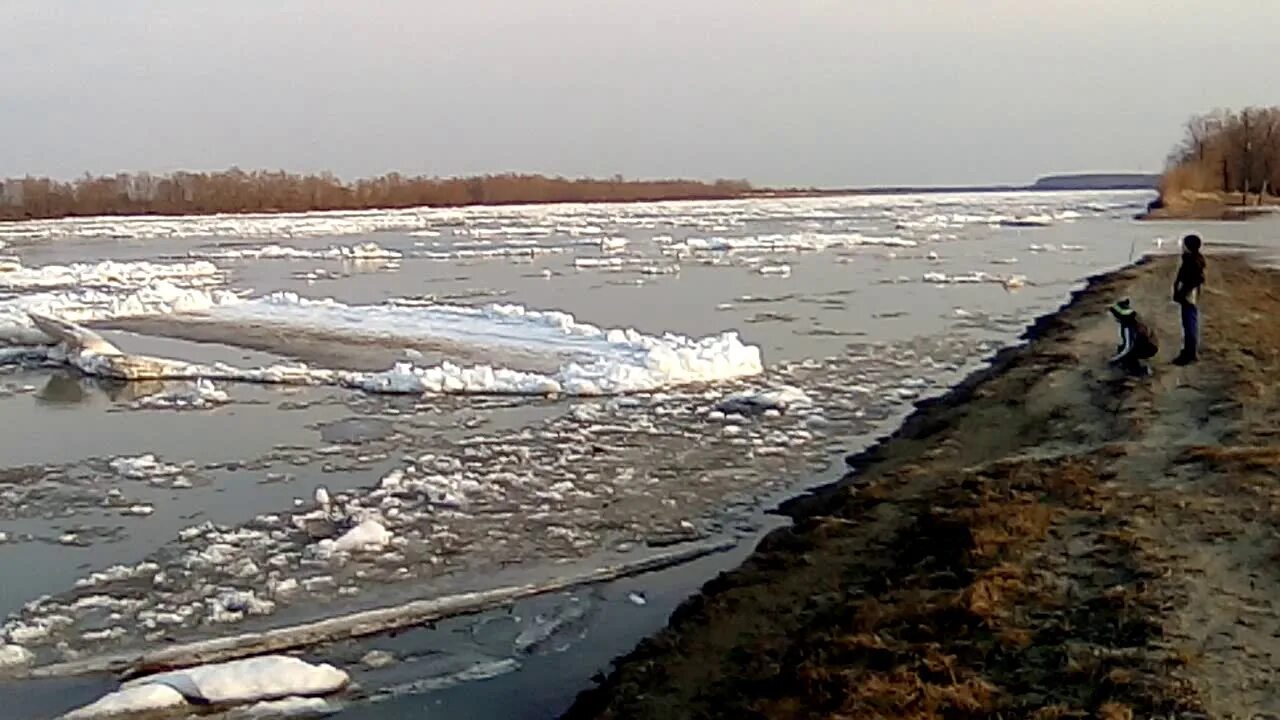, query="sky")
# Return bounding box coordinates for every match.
[2,1,1277,187]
